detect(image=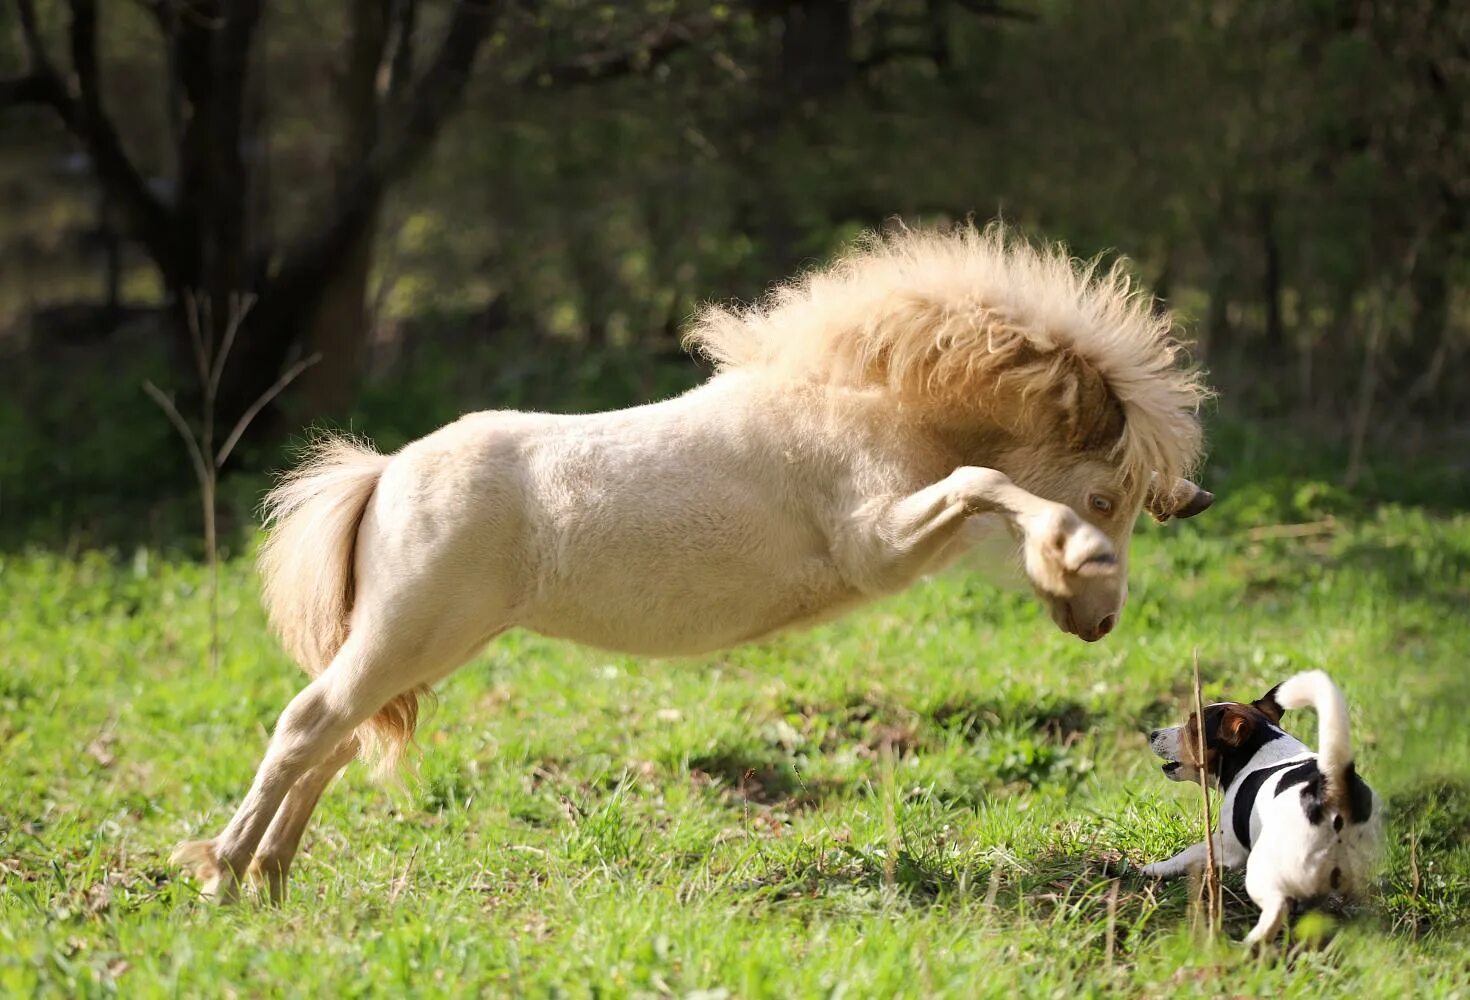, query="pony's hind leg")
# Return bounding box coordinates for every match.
[172,629,433,904]
[249,735,361,904]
